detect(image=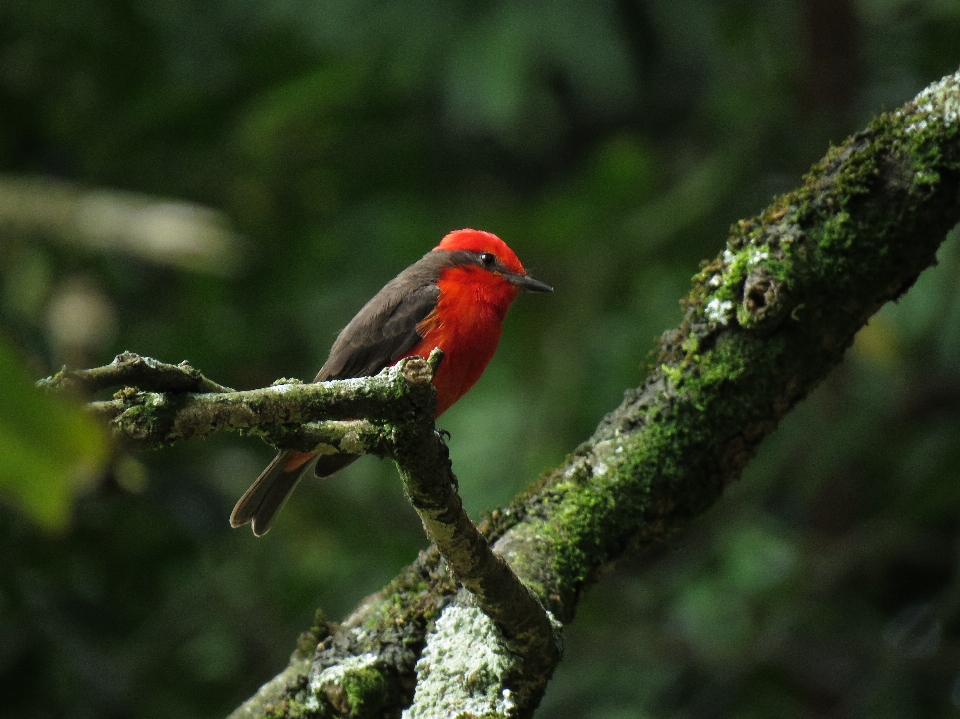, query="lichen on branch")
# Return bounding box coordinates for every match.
[61,351,438,450]
[39,351,233,395]
[42,347,561,714]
